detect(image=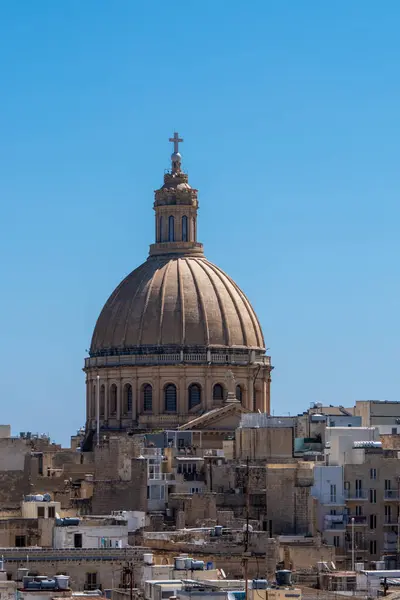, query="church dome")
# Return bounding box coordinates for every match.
[90,255,265,355]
